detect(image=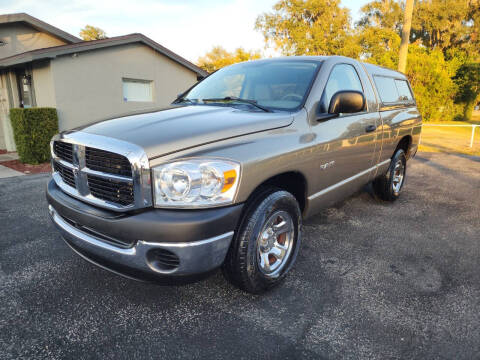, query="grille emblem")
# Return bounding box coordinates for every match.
[71,145,89,196]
